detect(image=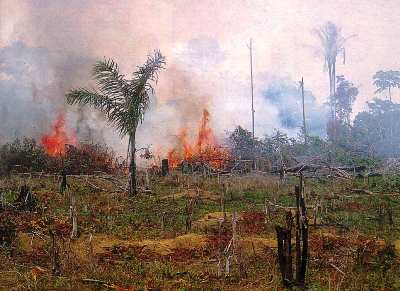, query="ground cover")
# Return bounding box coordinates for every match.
[0,170,399,290]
